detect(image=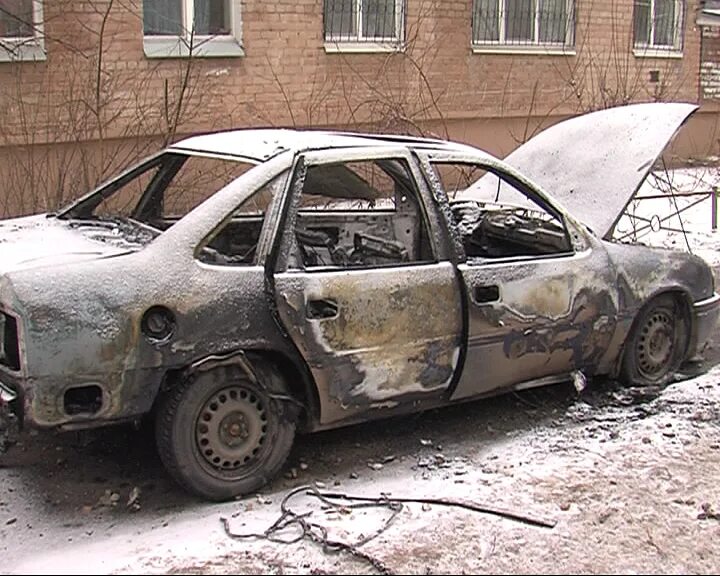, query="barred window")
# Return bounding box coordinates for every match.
[633,0,683,51]
[0,0,33,38]
[472,0,574,47]
[324,0,405,43]
[142,0,243,58]
[0,0,45,61]
[144,0,232,37]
